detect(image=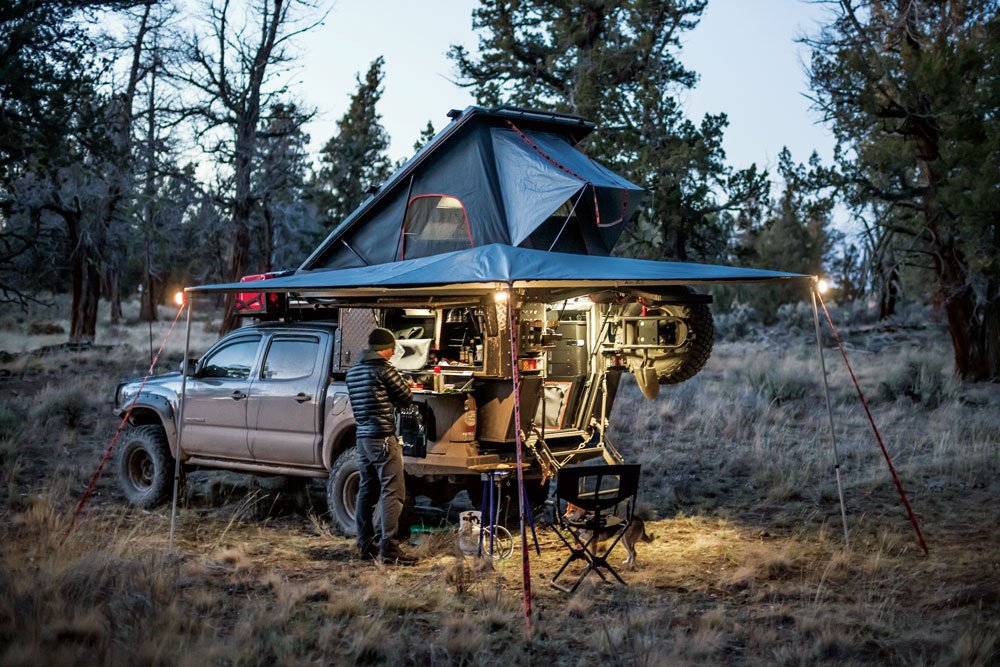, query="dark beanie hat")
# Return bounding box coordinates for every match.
[368,327,396,351]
